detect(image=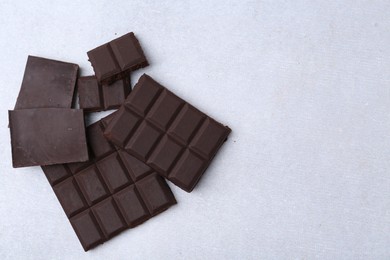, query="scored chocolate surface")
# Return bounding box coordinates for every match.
[77,75,131,112]
[104,74,231,192]
[87,32,148,84]
[9,108,88,168]
[42,113,176,251]
[15,56,79,109]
